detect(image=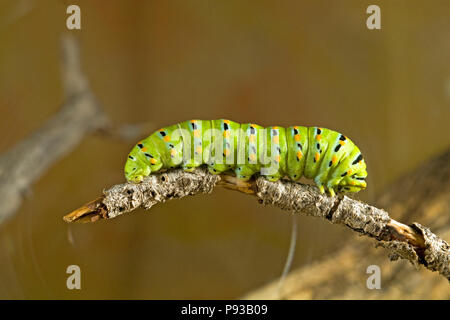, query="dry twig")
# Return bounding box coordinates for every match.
[63,167,450,281]
[0,35,109,223]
